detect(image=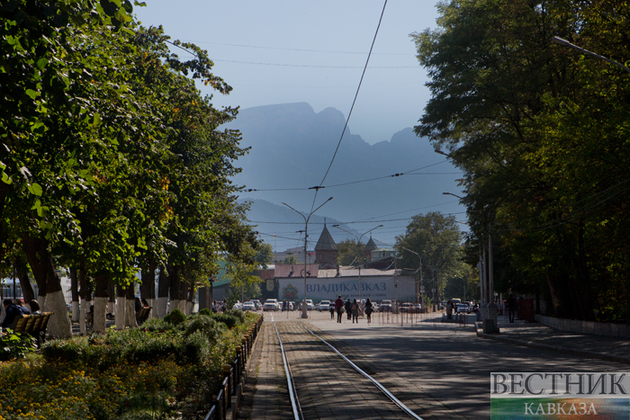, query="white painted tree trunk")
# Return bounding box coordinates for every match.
[44,290,72,339]
[93,297,108,334]
[169,299,185,314]
[125,297,137,328]
[79,299,91,335]
[72,301,80,322]
[156,297,168,318]
[115,298,125,329]
[147,298,155,320]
